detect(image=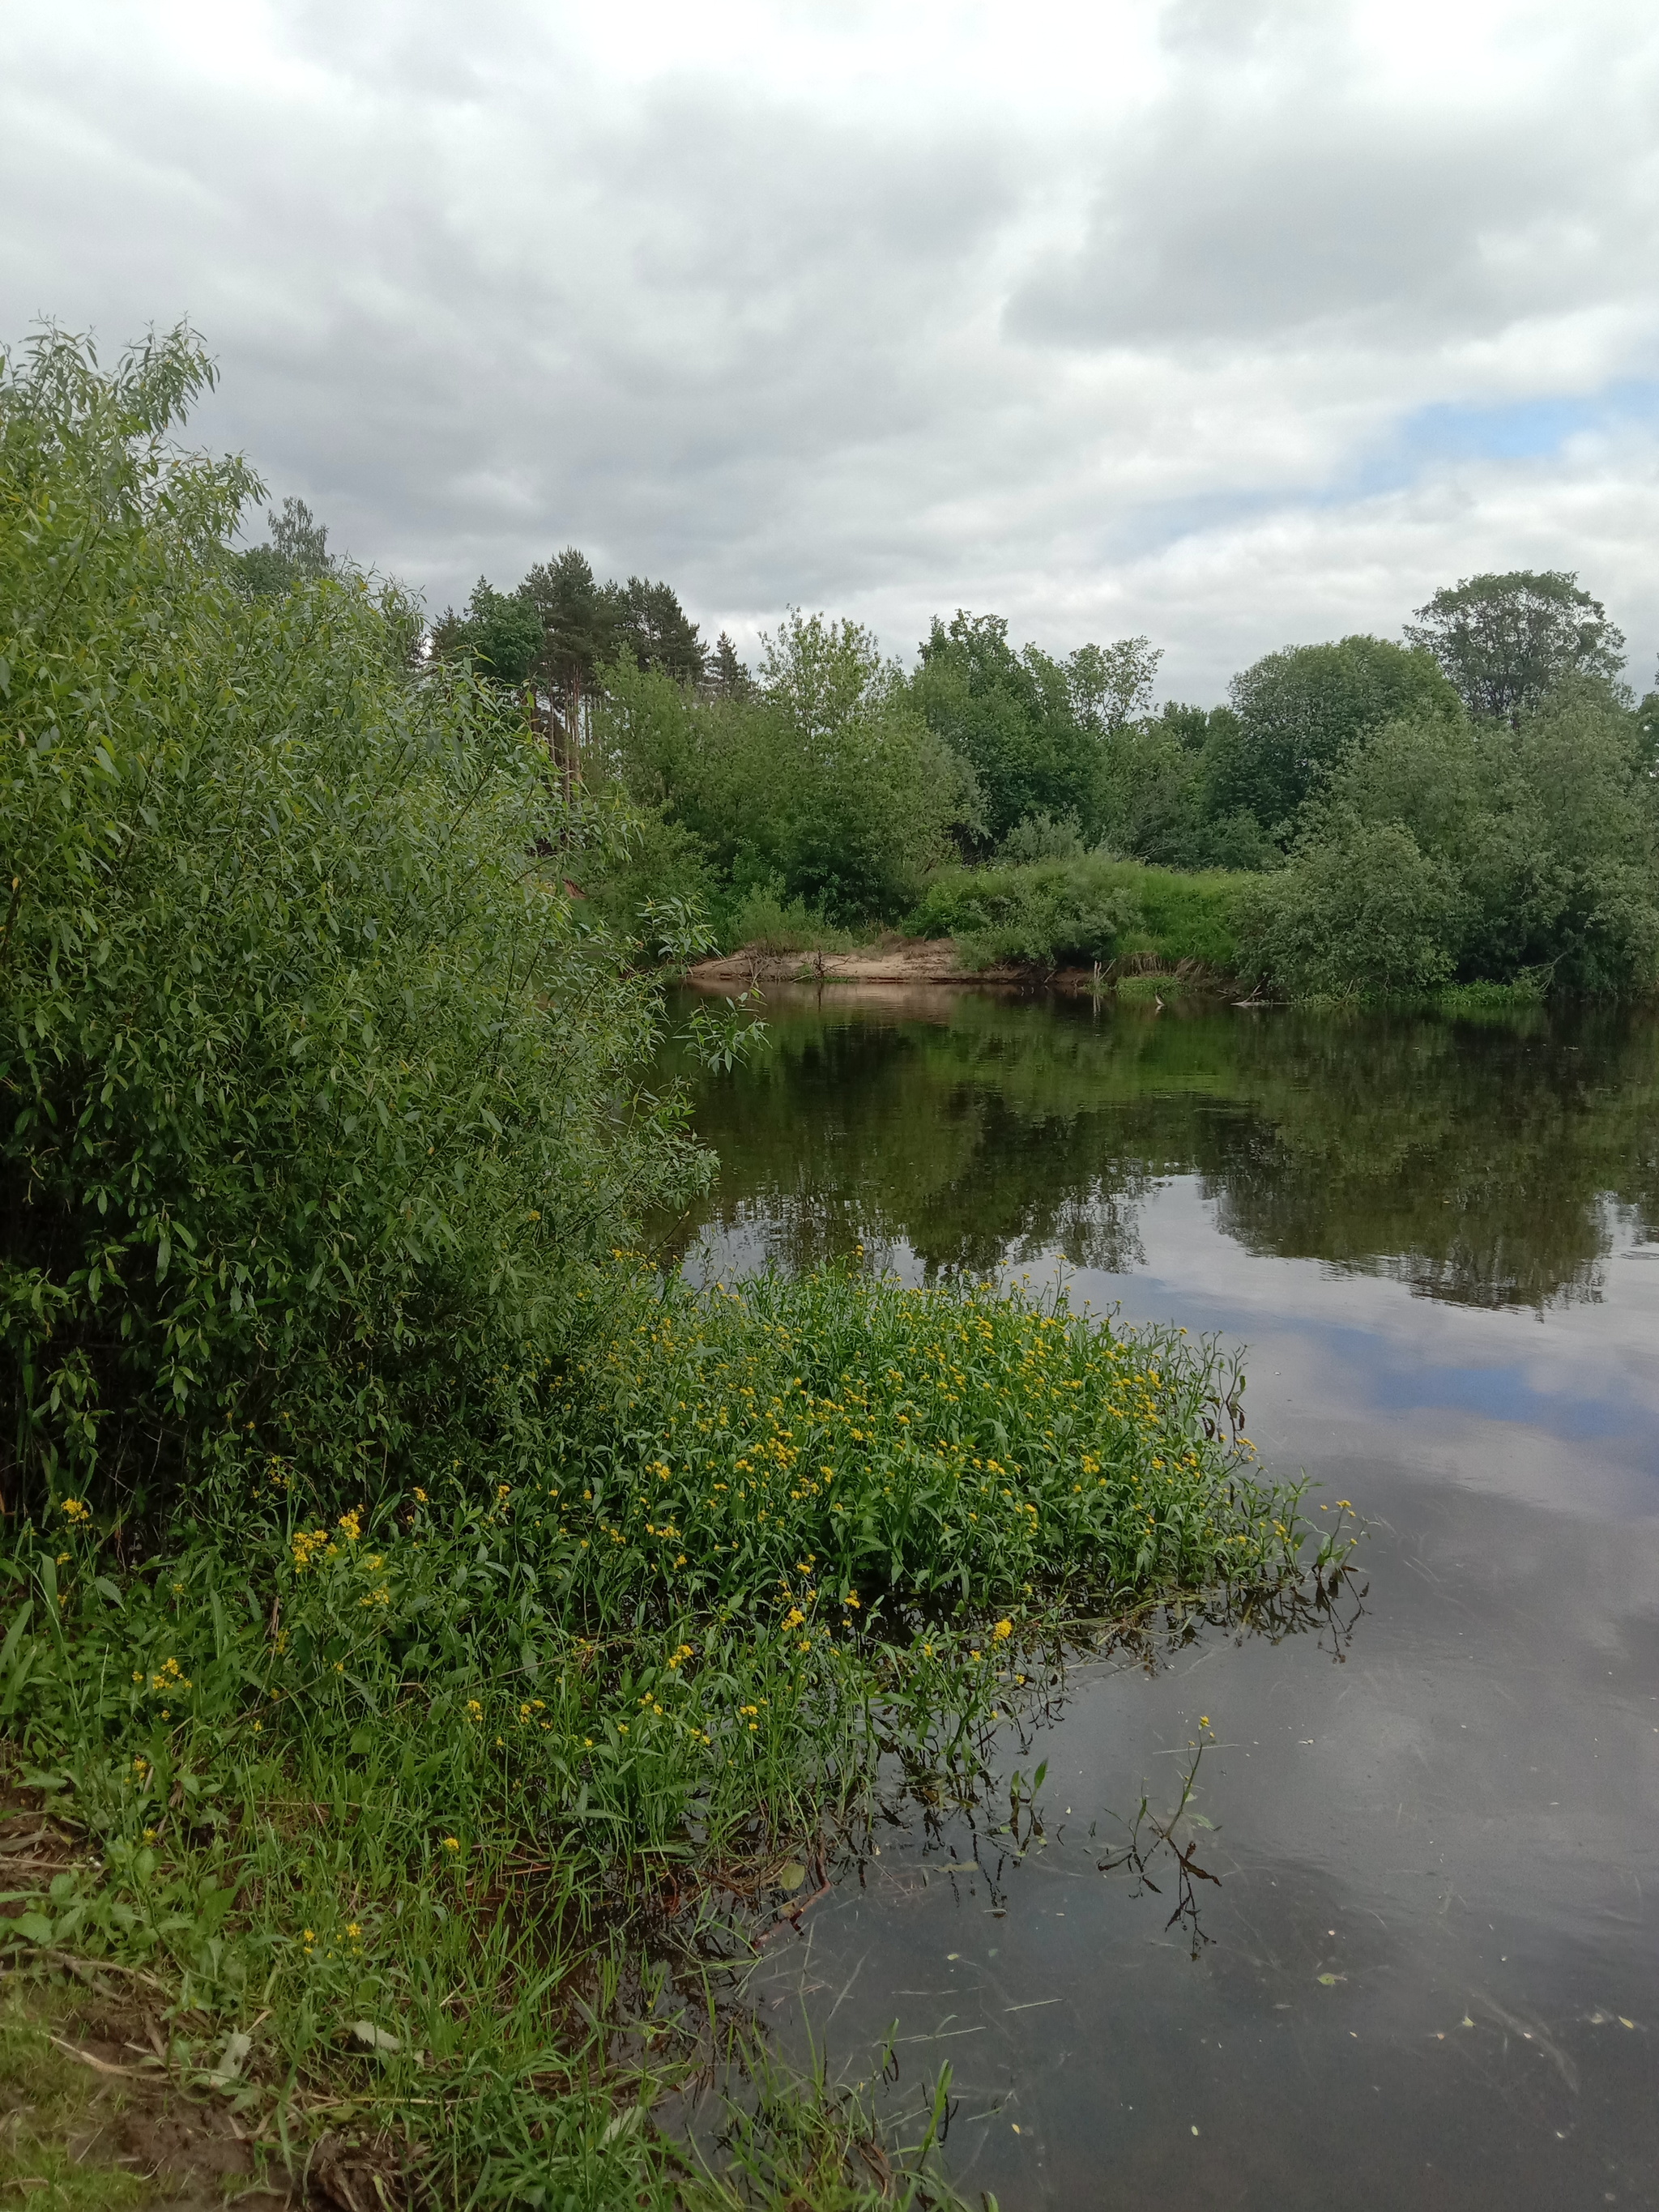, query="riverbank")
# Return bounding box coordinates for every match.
[686,941,1590,1017]
[687,933,1240,996]
[2,1264,1340,2208]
